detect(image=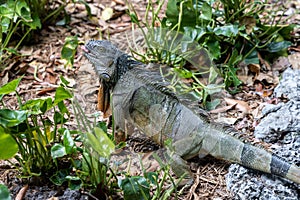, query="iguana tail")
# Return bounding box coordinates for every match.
[201,126,300,184]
